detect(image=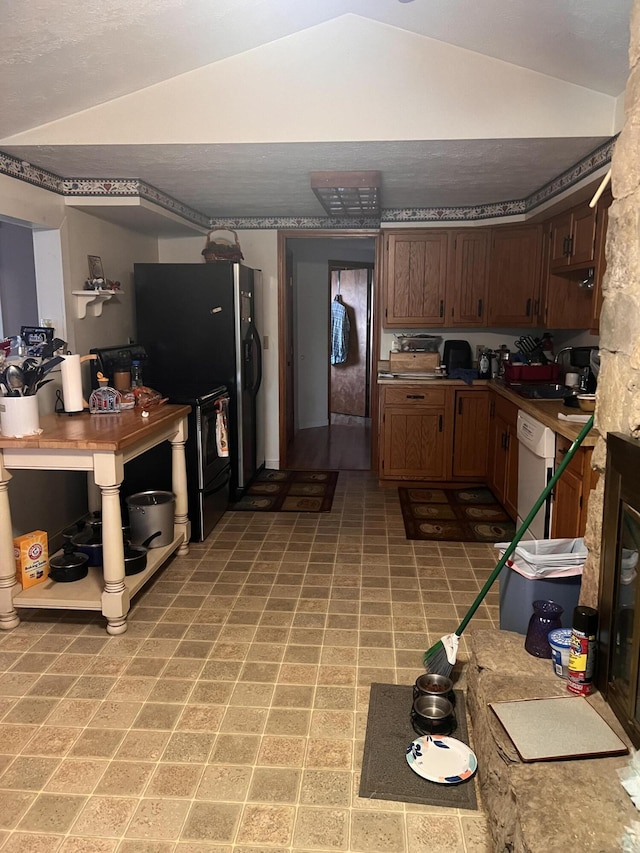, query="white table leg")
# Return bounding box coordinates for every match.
[94,453,129,635]
[0,455,19,631]
[171,416,190,555]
